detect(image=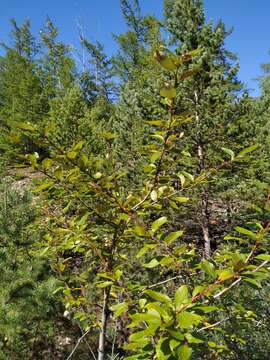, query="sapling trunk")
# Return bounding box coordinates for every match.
[195,91,211,258]
[98,286,111,360]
